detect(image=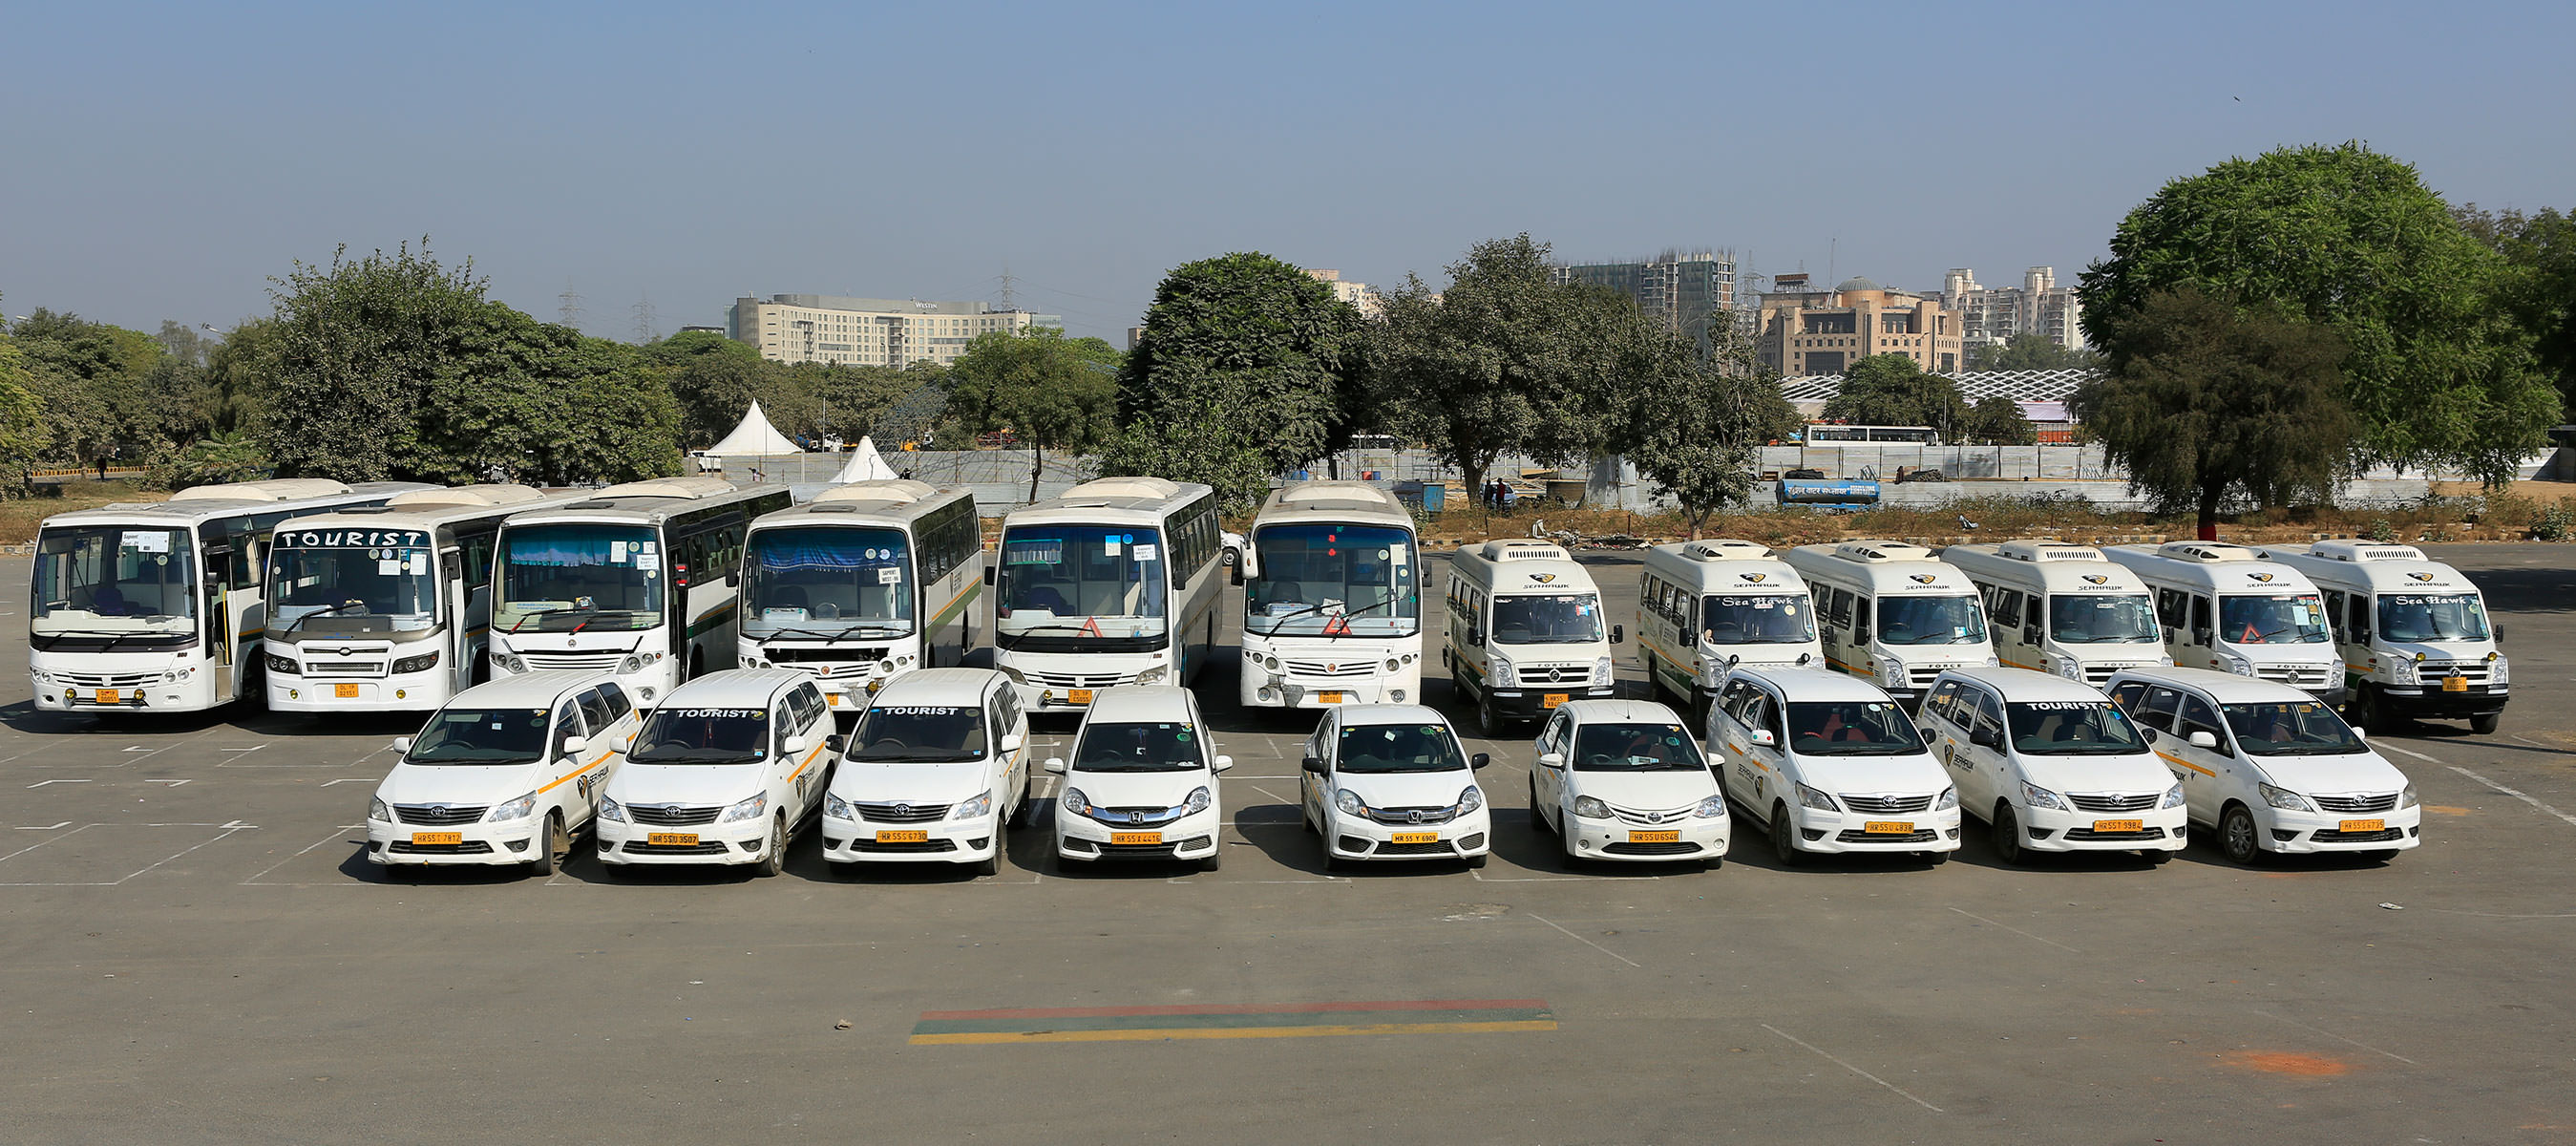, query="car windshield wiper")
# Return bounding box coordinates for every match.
[855,751,977,763]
